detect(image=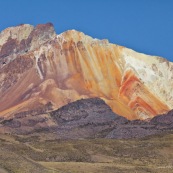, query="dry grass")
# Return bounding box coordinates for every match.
[0,133,173,173]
